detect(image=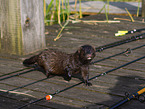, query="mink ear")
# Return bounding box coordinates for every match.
[93,46,96,52]
[77,47,82,54]
[90,45,96,52]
